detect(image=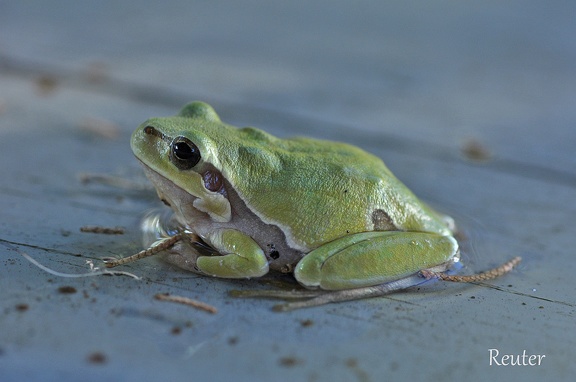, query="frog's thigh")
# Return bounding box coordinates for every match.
[295,231,458,290]
[196,229,269,278]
